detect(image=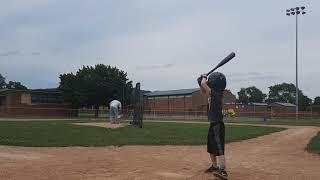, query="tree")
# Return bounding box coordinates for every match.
[314,97,320,105]
[0,73,28,90]
[237,86,267,104]
[0,73,6,89]
[268,83,311,111]
[59,64,133,117]
[59,73,84,107]
[6,81,28,90]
